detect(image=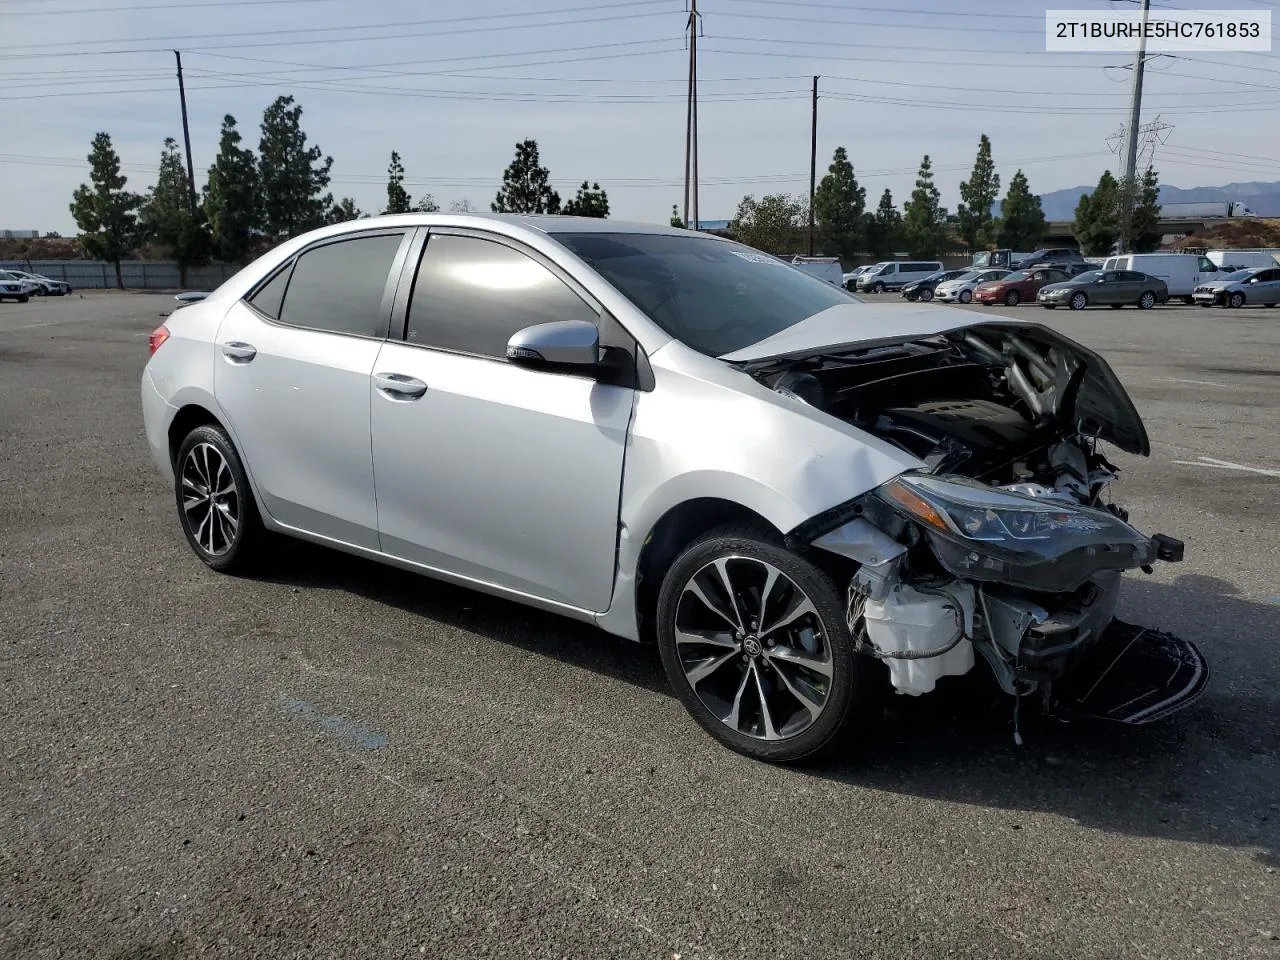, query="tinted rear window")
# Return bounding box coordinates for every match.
[278,233,404,338]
